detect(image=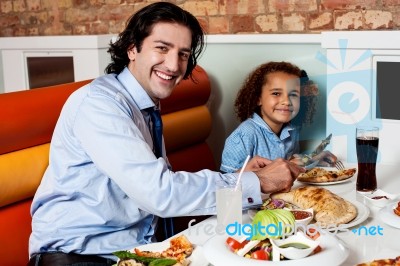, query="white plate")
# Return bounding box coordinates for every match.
[379,202,400,229]
[131,241,208,266]
[297,167,355,186]
[298,177,353,186]
[339,200,370,230]
[203,233,349,266]
[247,200,369,230]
